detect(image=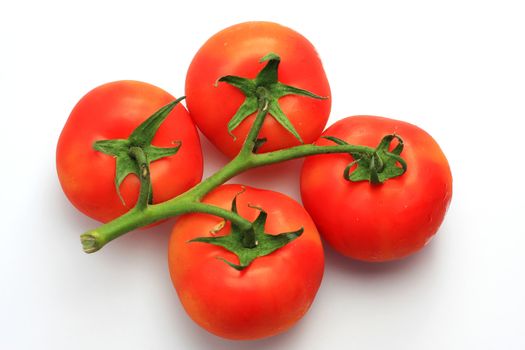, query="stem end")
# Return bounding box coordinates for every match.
[81,232,103,254]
